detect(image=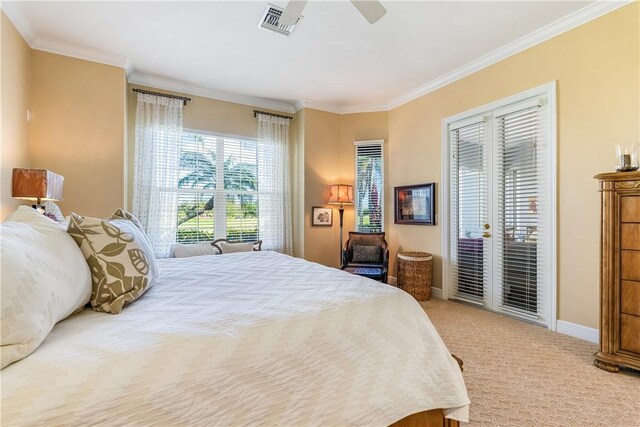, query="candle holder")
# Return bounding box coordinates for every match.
[615,144,639,172]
